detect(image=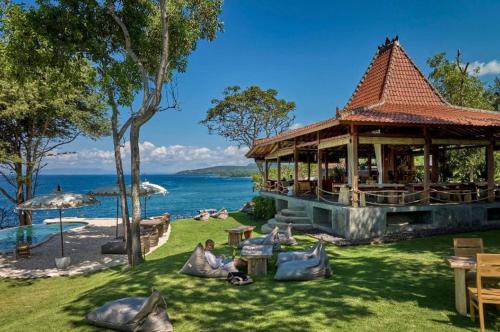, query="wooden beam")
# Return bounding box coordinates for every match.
[265,147,294,159]
[318,134,350,149]
[432,138,489,146]
[351,125,359,207]
[359,136,425,145]
[296,141,317,148]
[307,152,311,180]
